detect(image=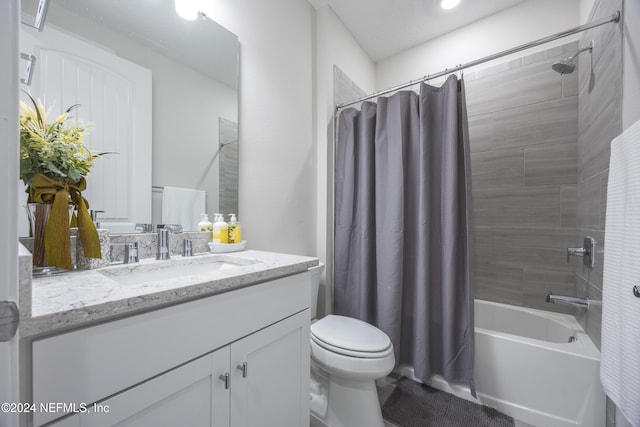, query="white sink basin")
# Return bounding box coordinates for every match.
[99,256,251,286]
